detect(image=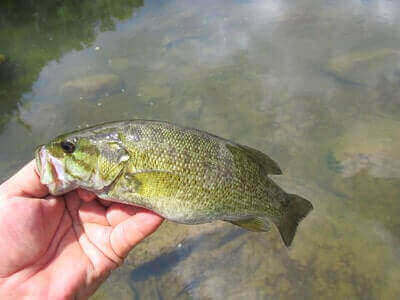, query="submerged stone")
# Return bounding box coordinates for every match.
[61,73,124,100]
[108,57,134,72]
[325,48,400,85]
[328,116,400,178]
